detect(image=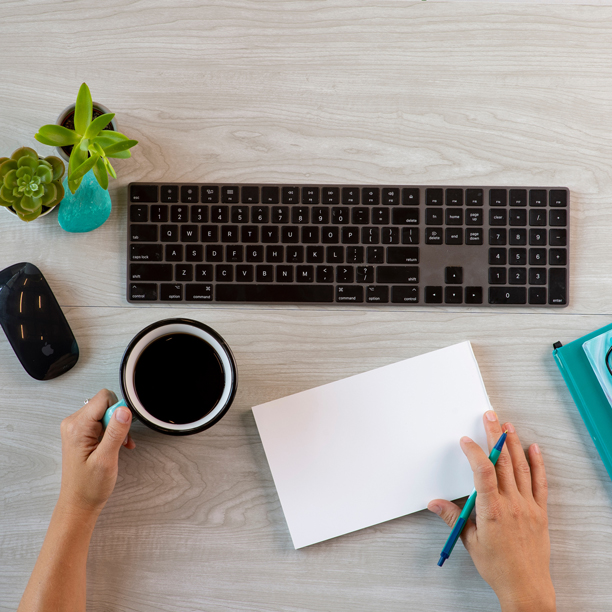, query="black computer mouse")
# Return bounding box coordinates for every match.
[0,262,79,380]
